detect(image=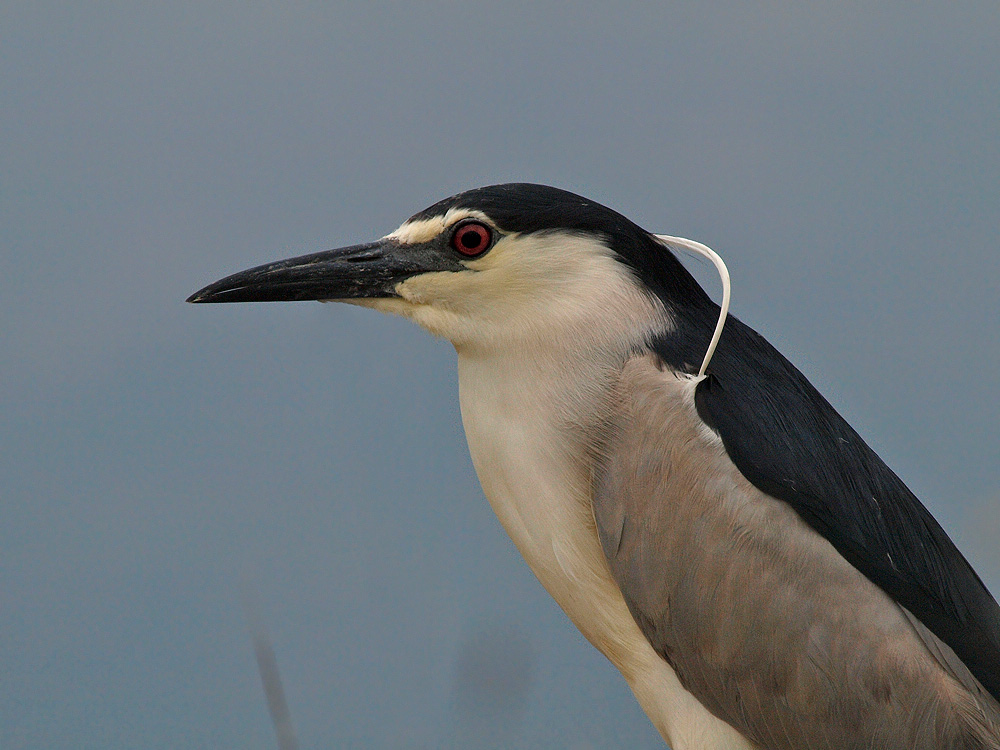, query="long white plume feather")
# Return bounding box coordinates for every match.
[655,235,731,378]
